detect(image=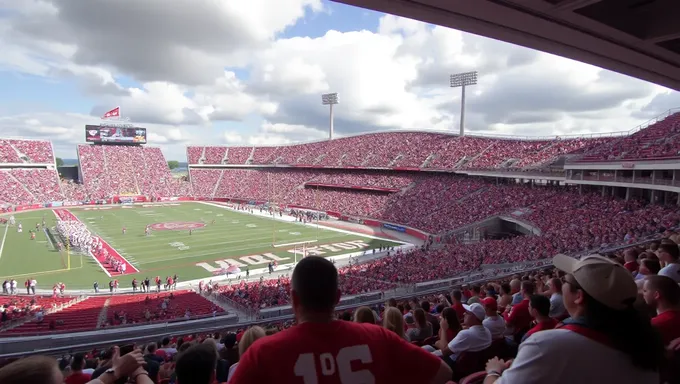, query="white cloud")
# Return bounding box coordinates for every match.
[0,0,676,161]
